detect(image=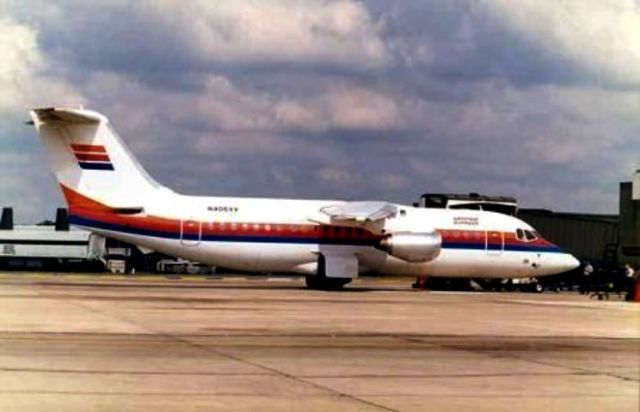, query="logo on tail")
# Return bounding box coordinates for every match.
[71,144,114,171]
